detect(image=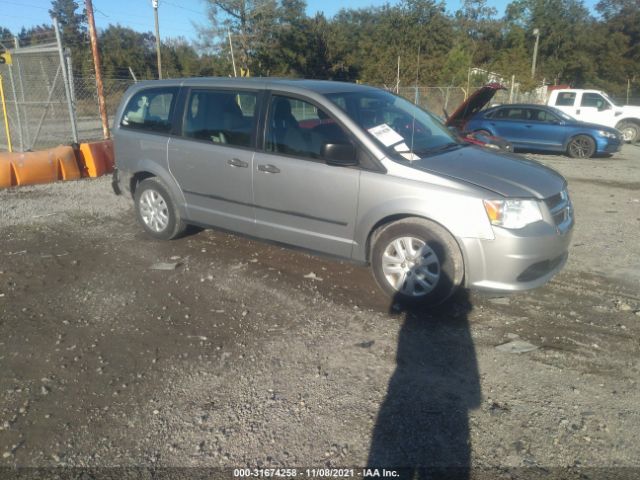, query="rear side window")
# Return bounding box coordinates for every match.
[529,109,557,122]
[493,108,527,120]
[120,88,177,133]
[555,92,576,106]
[183,89,257,148]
